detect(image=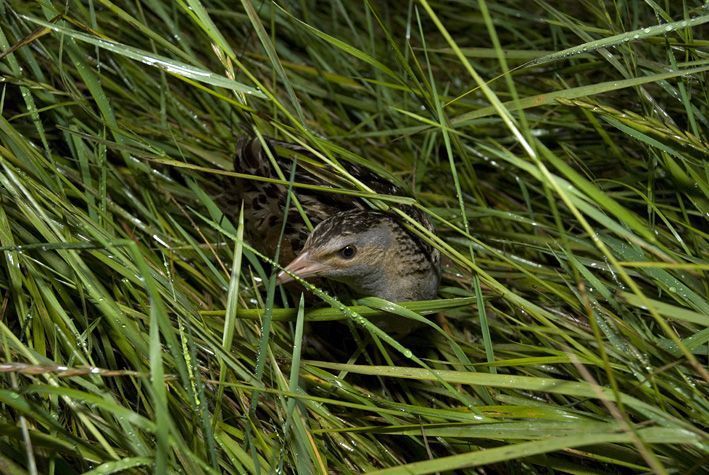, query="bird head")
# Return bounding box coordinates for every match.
[277,210,439,301]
